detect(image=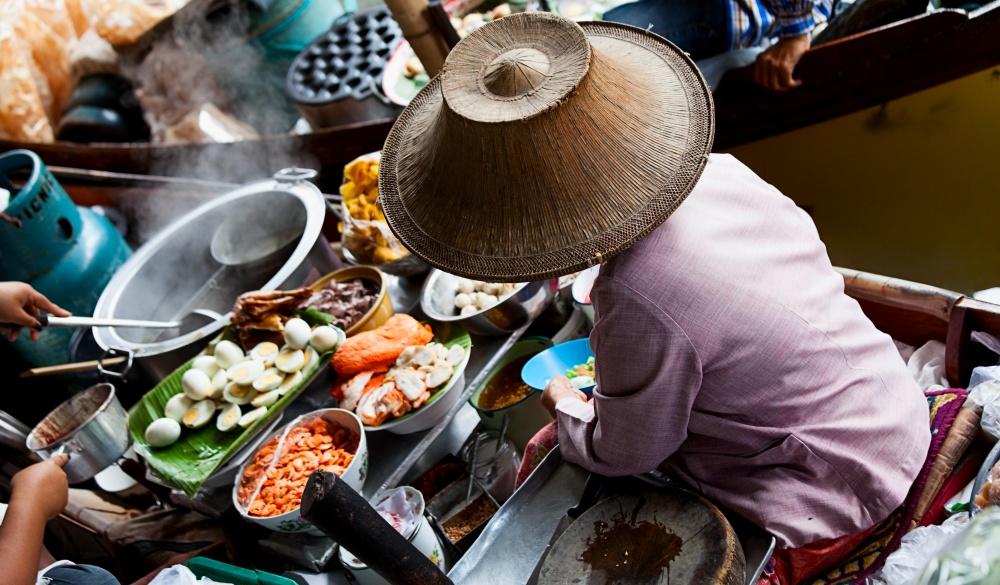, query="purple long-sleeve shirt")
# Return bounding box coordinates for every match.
[556,154,931,549]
